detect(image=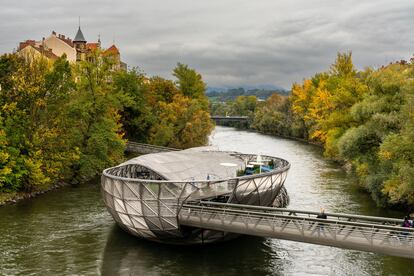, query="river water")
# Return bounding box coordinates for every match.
[0,126,412,275]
